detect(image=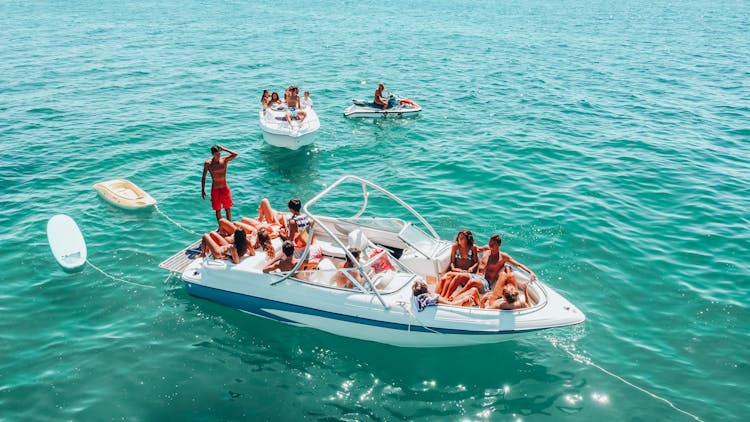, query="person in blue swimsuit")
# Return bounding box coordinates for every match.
[285,85,307,128]
[435,229,480,298]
